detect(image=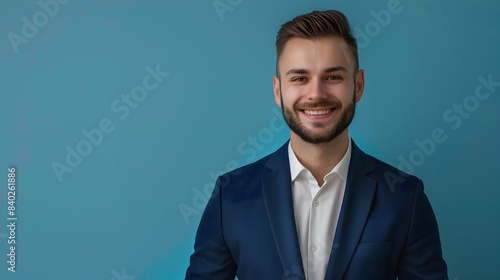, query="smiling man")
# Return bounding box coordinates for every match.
[186,10,448,280]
